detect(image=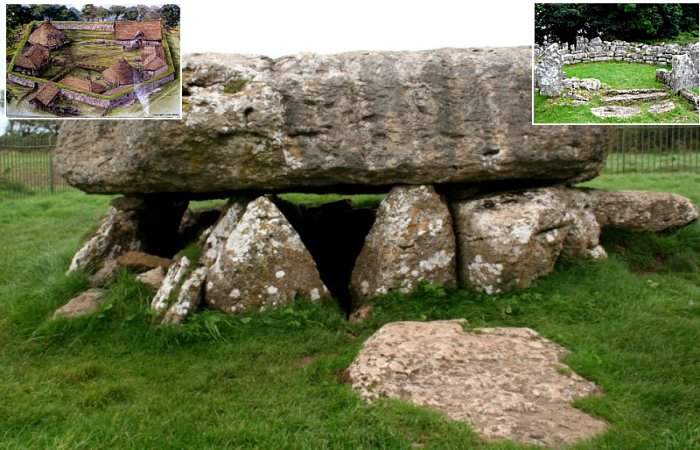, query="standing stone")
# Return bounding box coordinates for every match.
[349,185,456,303]
[561,189,607,260]
[205,196,330,314]
[450,187,573,294]
[535,43,565,96]
[669,44,699,92]
[200,197,250,267]
[590,190,699,232]
[162,267,207,325]
[68,197,144,272]
[151,256,192,313]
